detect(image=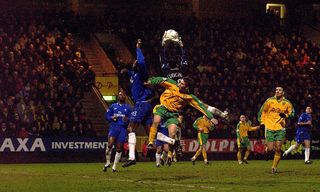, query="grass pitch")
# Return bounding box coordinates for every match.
[0,160,319,192]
